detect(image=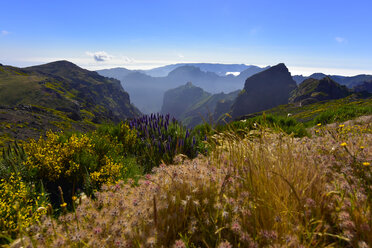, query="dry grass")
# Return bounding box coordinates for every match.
[14,117,371,247]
